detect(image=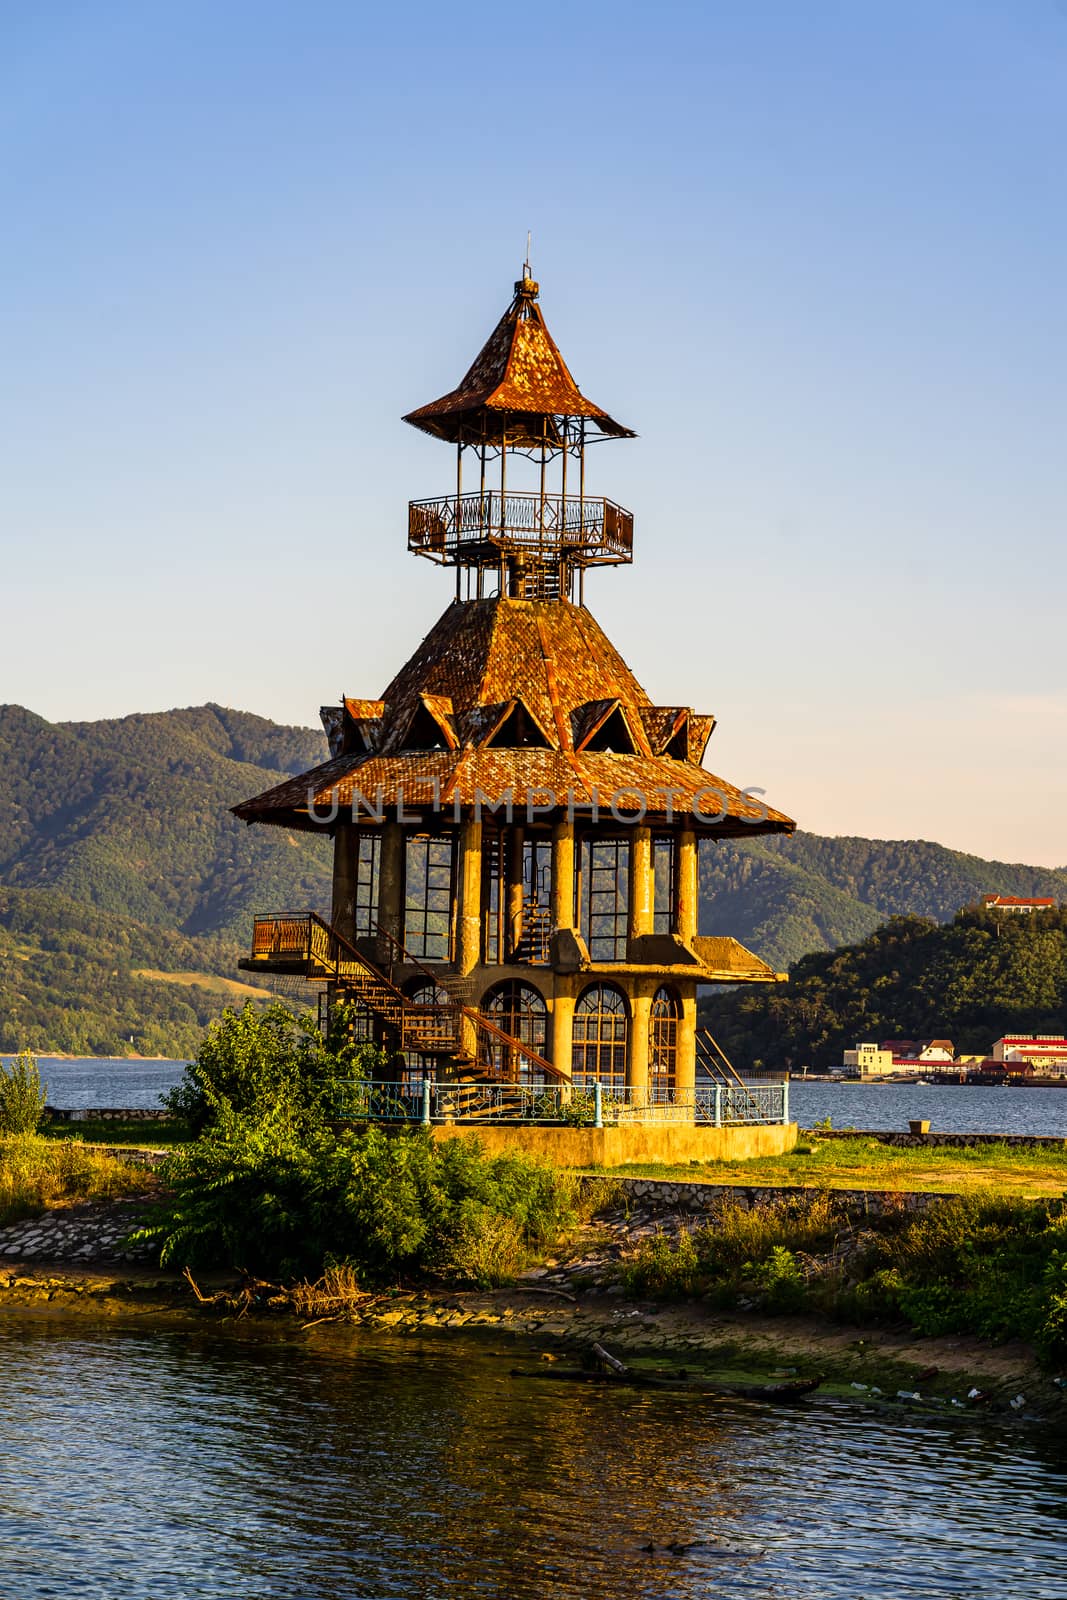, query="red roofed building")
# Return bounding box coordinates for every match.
[993,1036,1067,1074]
[982,894,1057,914]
